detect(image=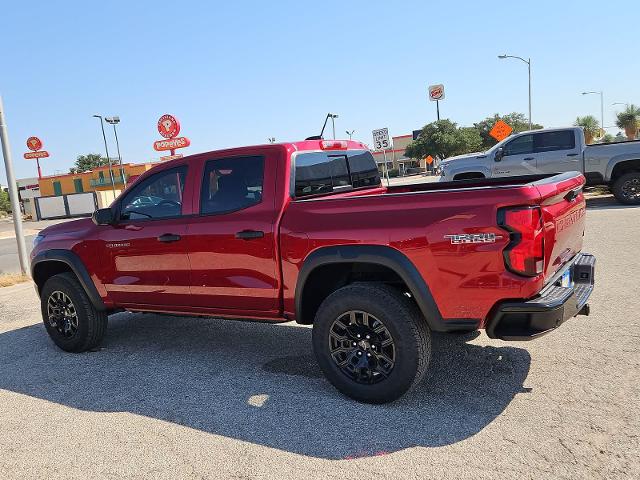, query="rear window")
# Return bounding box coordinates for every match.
[294,150,380,198]
[534,131,576,152]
